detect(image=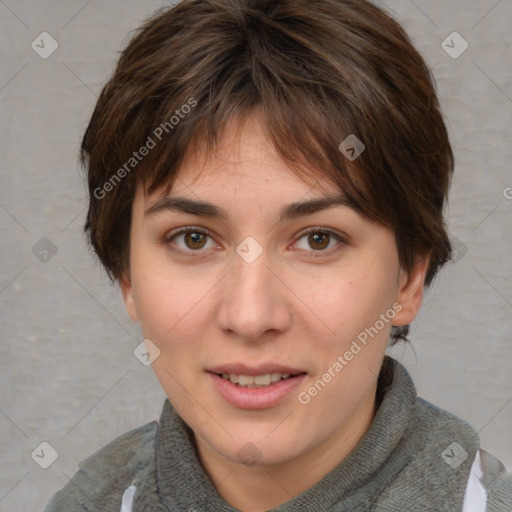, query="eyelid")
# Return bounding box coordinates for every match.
[296,226,348,241]
[164,225,211,242]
